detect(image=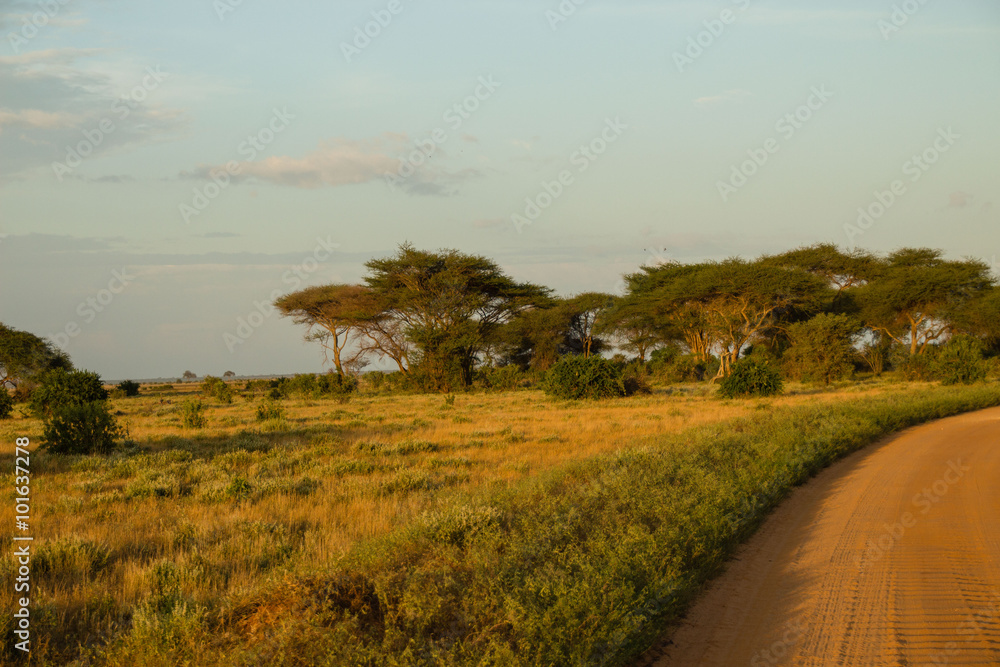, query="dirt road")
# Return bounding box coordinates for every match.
[638,407,1000,667]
